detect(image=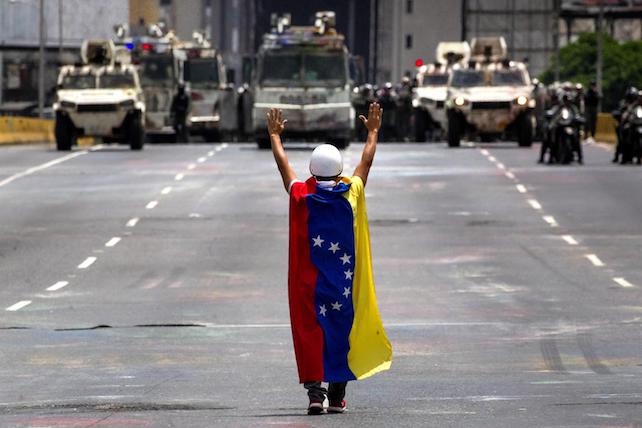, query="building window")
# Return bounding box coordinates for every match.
[406,0,413,14]
[405,34,413,49]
